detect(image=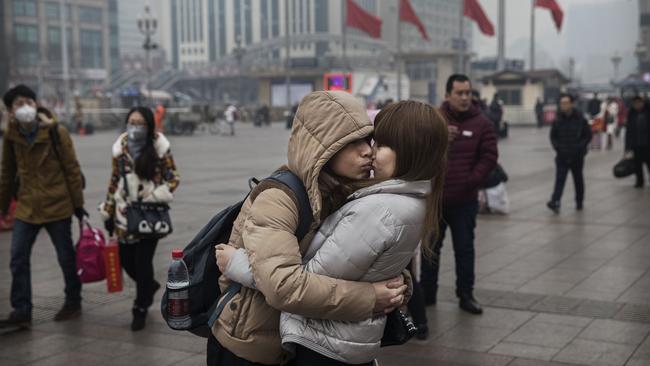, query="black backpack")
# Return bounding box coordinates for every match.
[161,170,314,337]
